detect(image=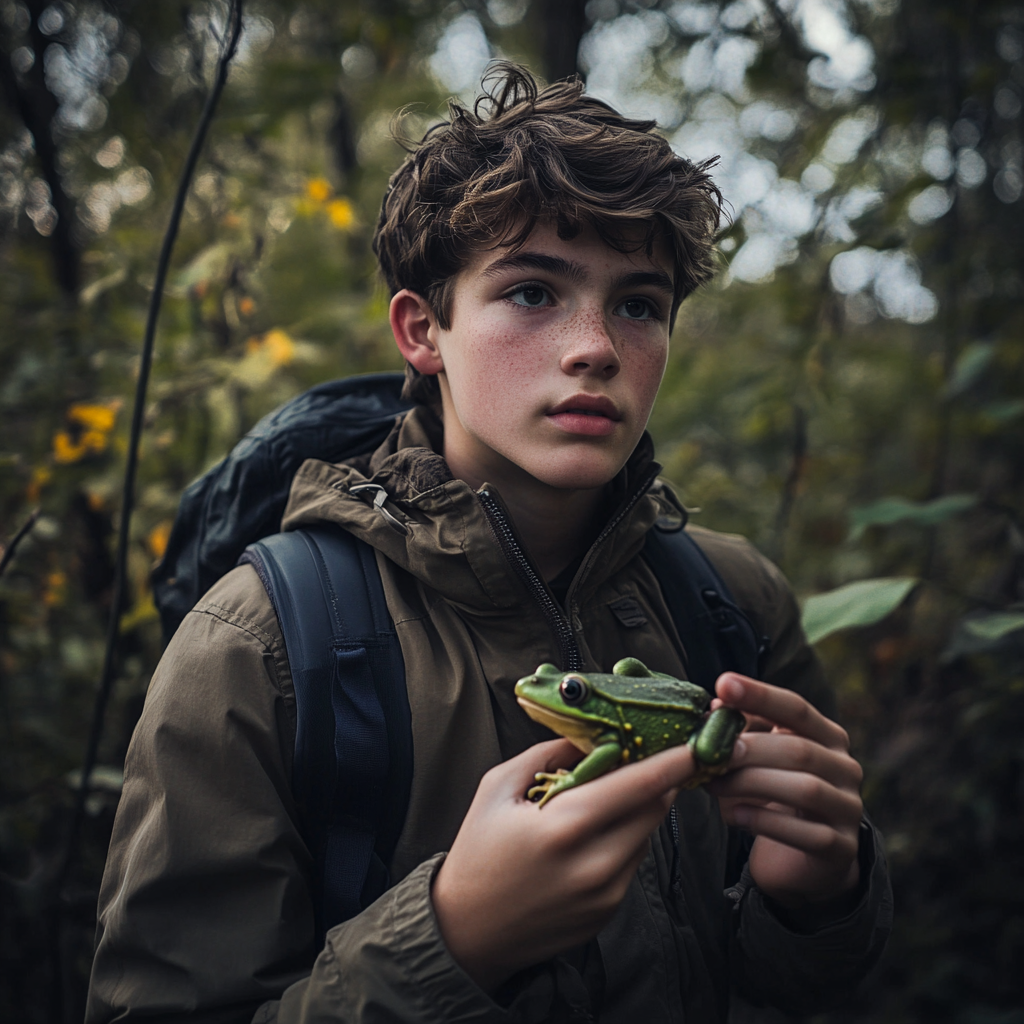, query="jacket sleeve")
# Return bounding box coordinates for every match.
[86,567,520,1024]
[730,817,893,1013]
